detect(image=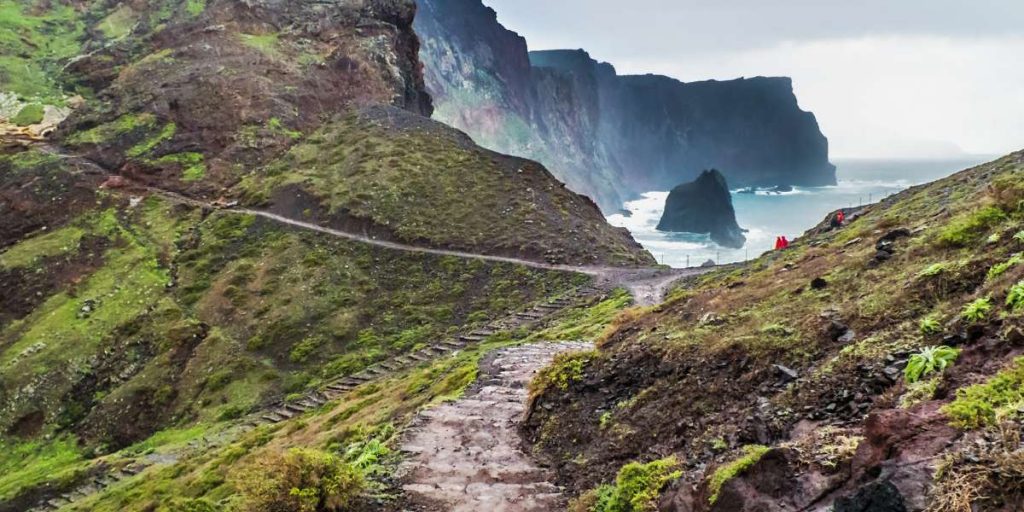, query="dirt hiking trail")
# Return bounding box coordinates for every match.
[399,341,593,511]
